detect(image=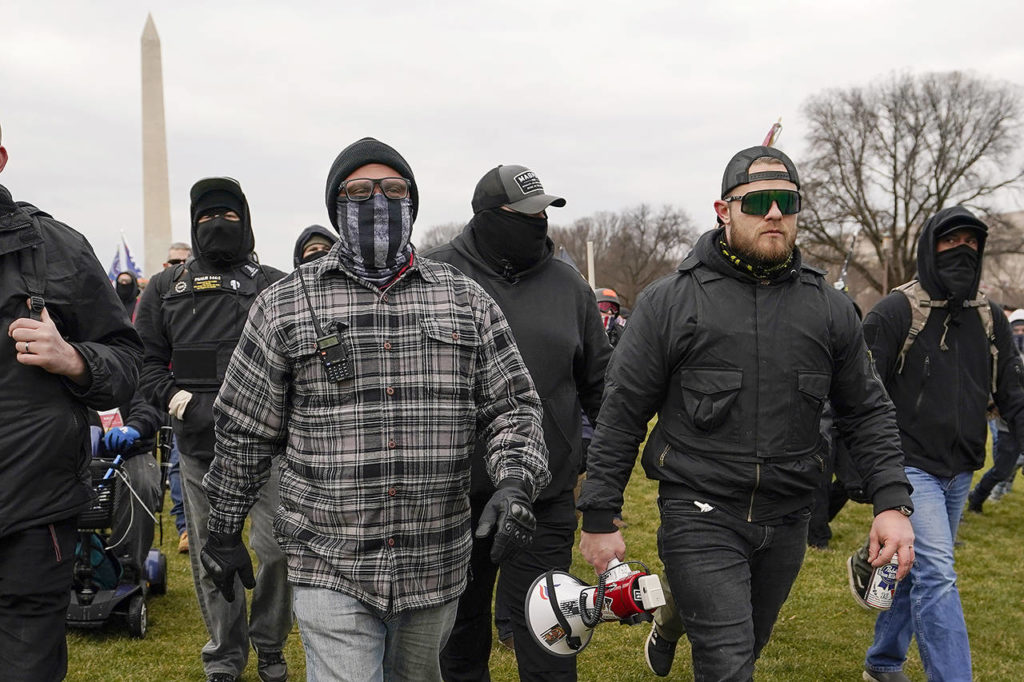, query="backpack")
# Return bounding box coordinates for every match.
[14,202,50,322]
[892,280,998,392]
